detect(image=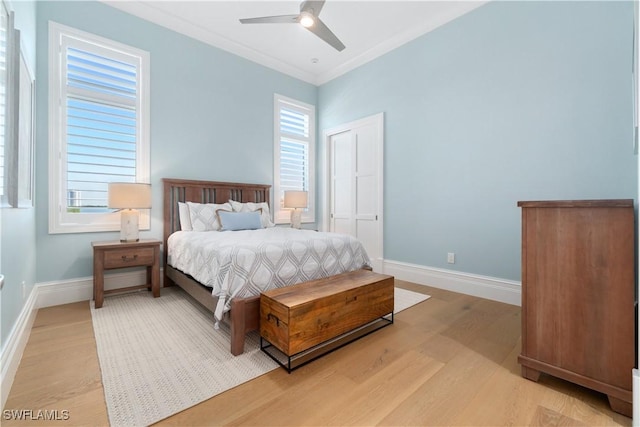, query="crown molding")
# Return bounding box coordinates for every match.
[100,1,489,86]
[101,1,317,84]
